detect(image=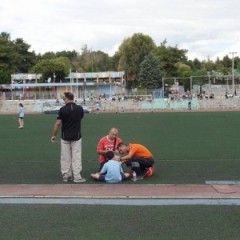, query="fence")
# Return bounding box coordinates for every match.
[1,97,240,114]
